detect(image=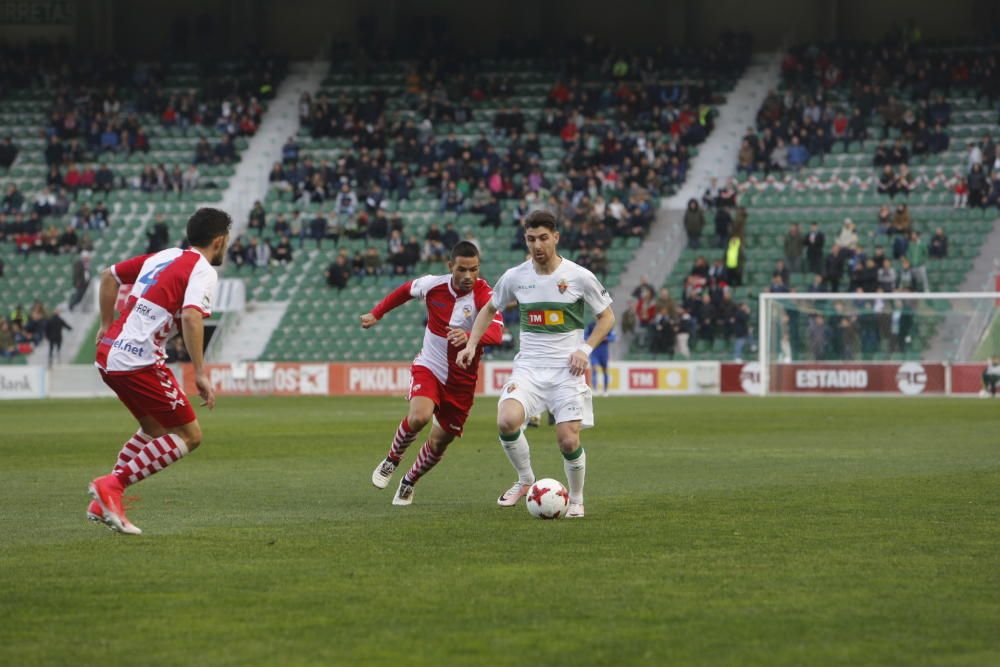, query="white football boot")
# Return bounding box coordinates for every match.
[371,458,397,489]
[497,481,531,507]
[566,502,585,518]
[392,481,414,506]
